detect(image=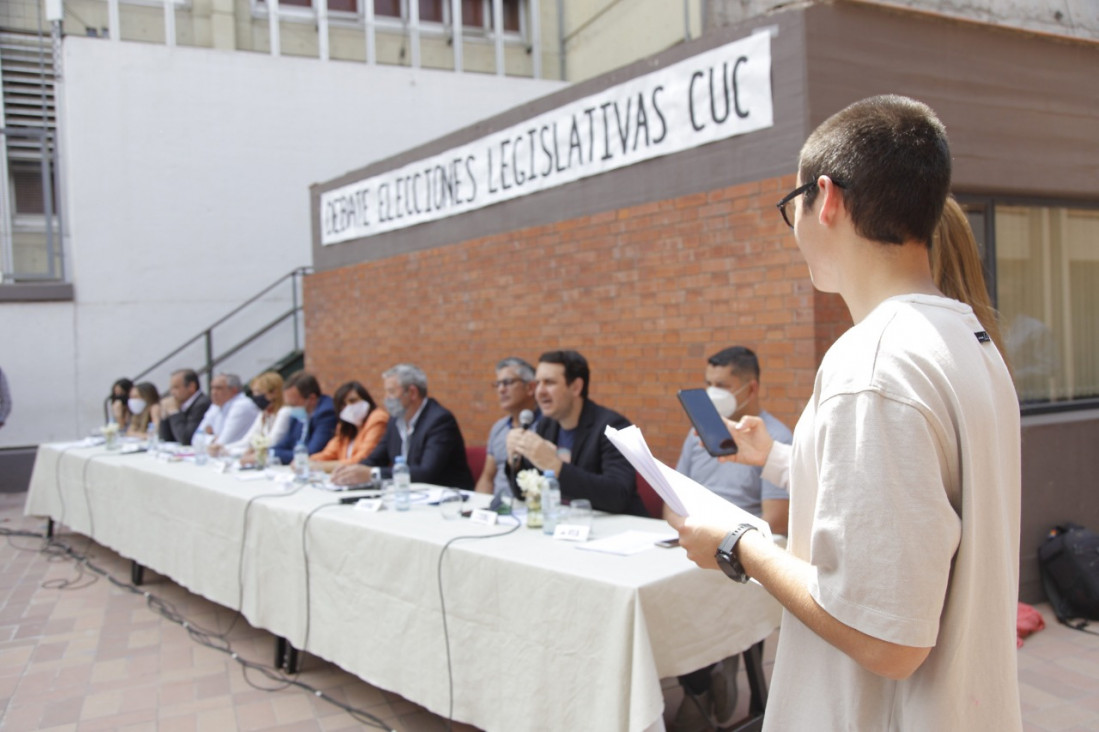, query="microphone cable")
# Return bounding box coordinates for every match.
[299,500,344,657]
[436,512,522,730]
[215,481,308,643]
[40,447,107,591]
